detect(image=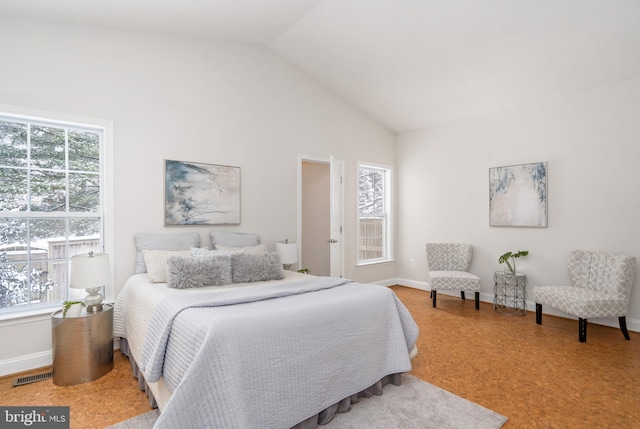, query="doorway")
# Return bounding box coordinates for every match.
[298,155,344,277]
